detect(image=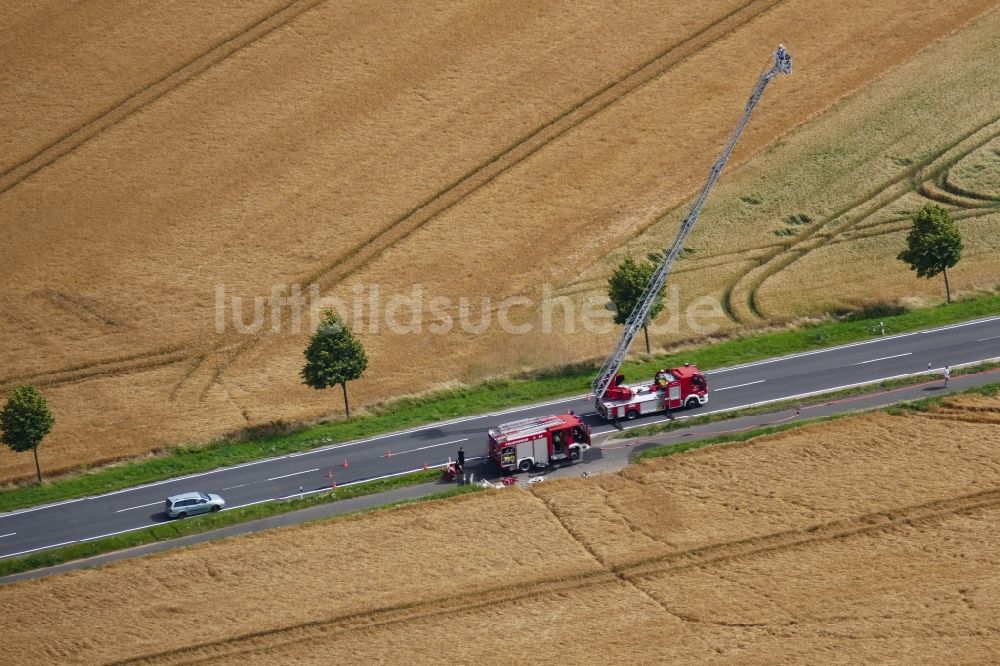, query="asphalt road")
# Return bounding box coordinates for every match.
[1,315,998,561]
